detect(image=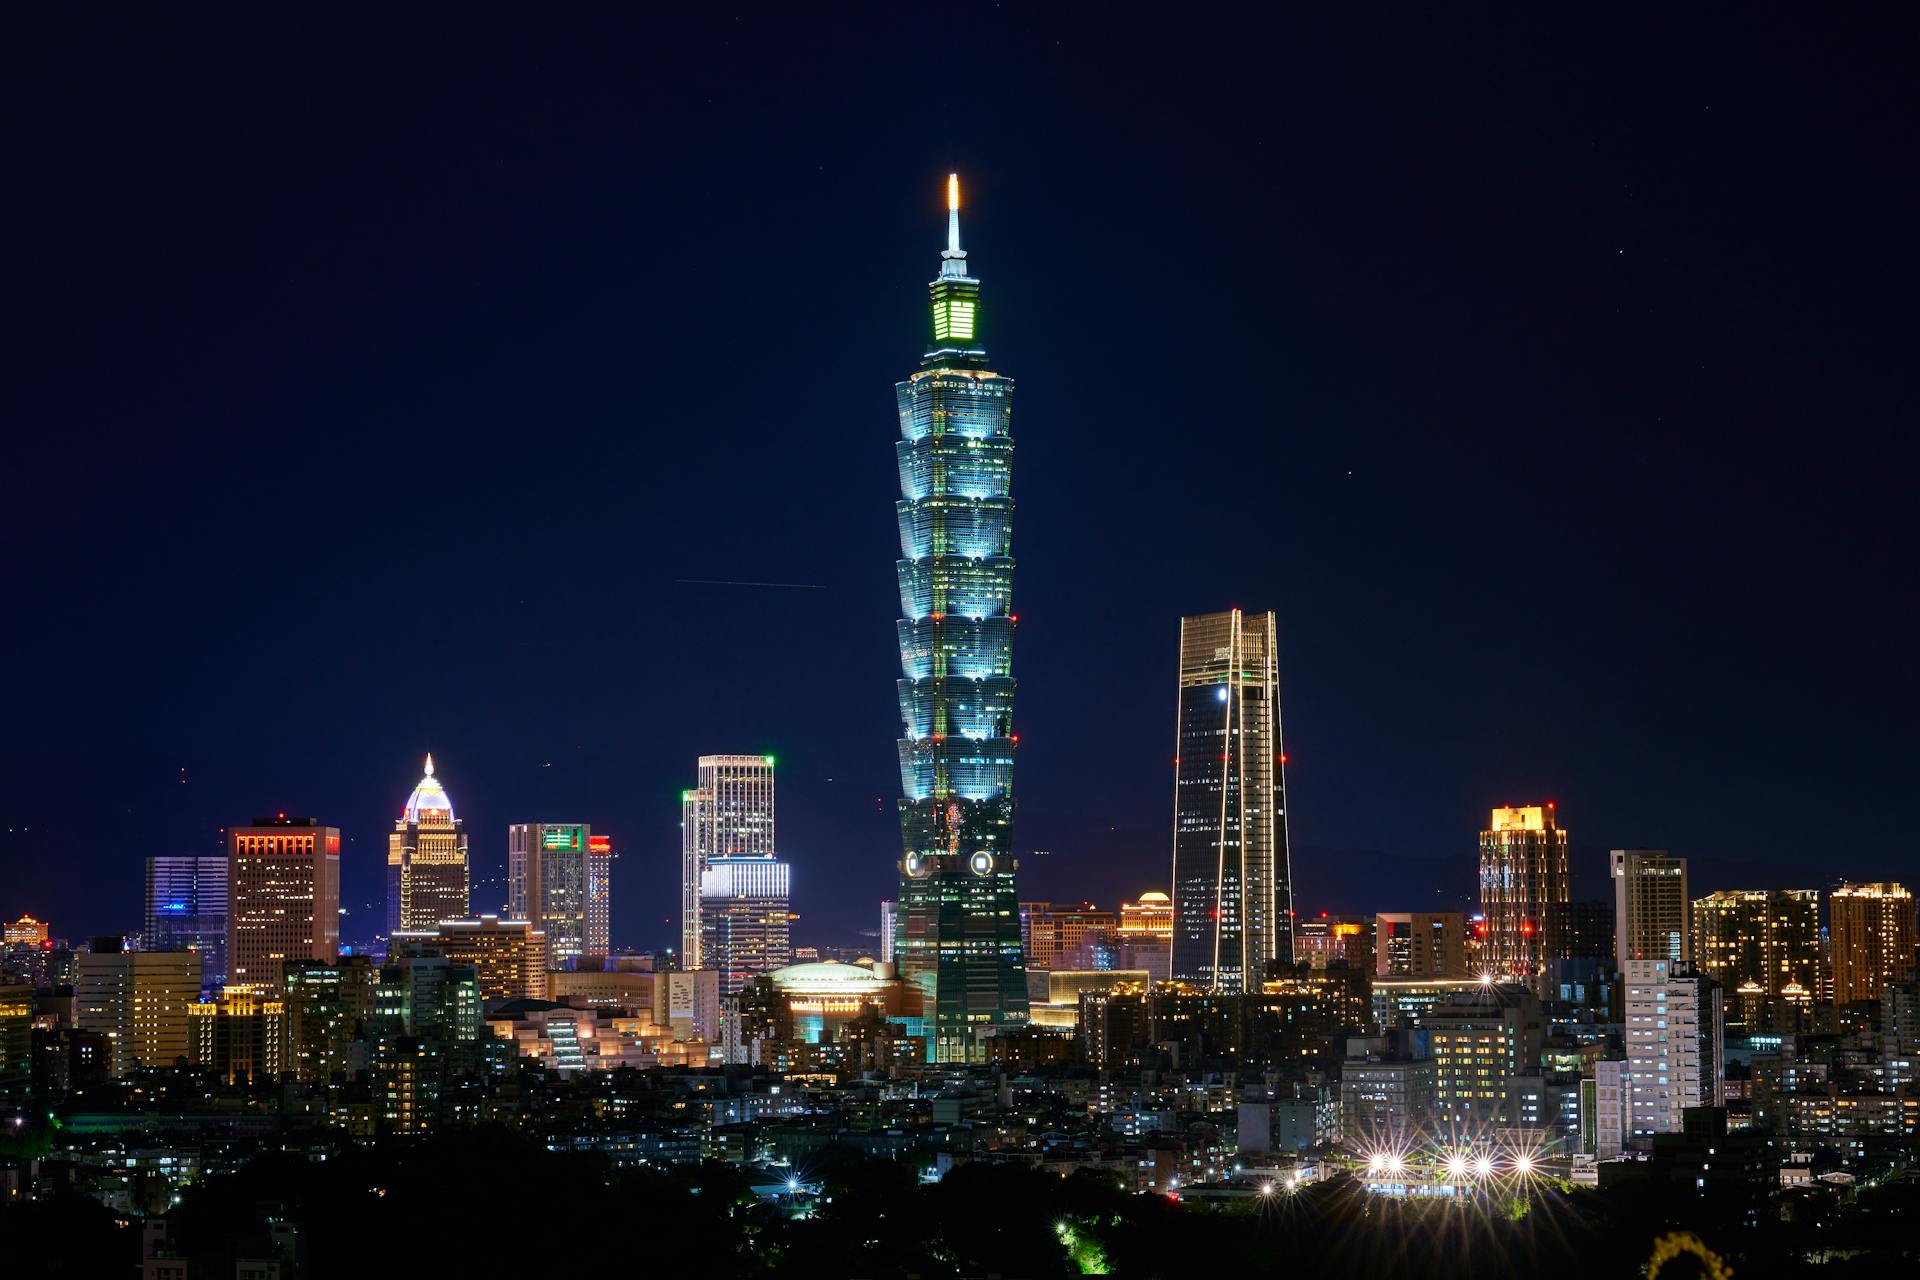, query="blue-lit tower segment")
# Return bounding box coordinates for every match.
[894,174,1029,1063]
